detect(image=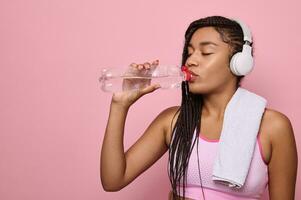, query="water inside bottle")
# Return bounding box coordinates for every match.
[100,75,183,92]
